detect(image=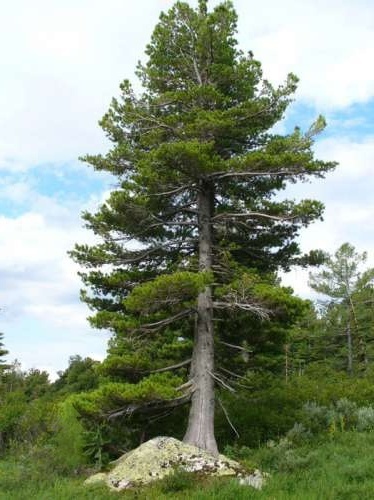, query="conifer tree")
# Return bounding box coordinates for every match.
[0,333,9,373]
[309,243,374,373]
[71,0,335,454]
